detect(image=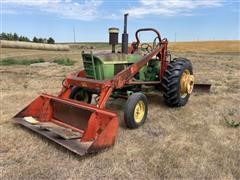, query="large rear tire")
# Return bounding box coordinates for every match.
[124,93,148,129]
[162,58,194,107]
